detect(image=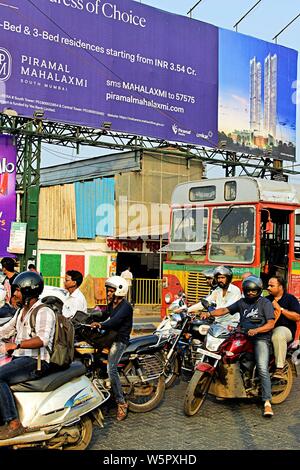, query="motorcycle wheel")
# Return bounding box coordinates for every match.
[122,358,165,413]
[64,415,93,450]
[184,370,212,416]
[271,359,293,404]
[164,353,180,389]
